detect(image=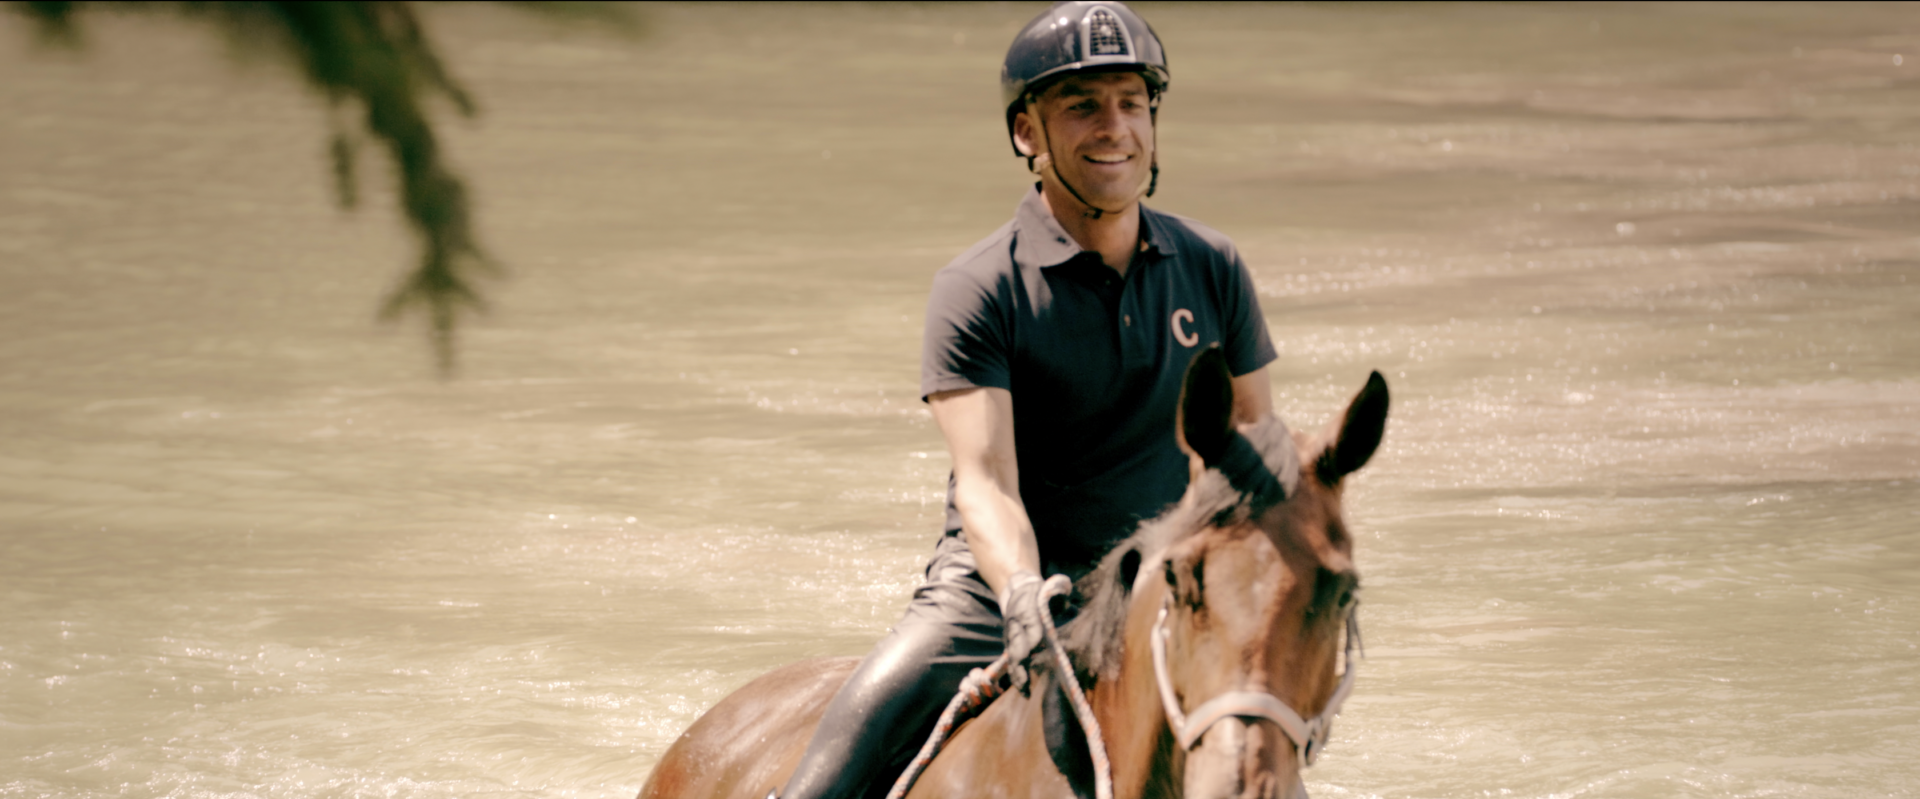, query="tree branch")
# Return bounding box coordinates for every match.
[8,0,637,375]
